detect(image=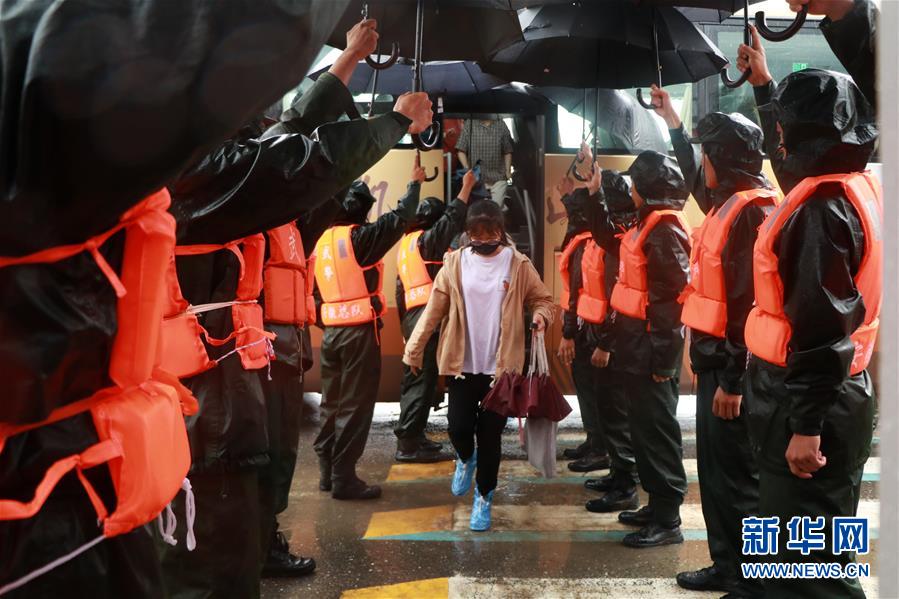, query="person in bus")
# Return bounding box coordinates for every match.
[651,86,776,597]
[456,118,514,206]
[556,176,612,474]
[579,166,642,515]
[739,31,880,599]
[313,160,425,501]
[394,171,476,463]
[607,150,691,548]
[403,200,555,532]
